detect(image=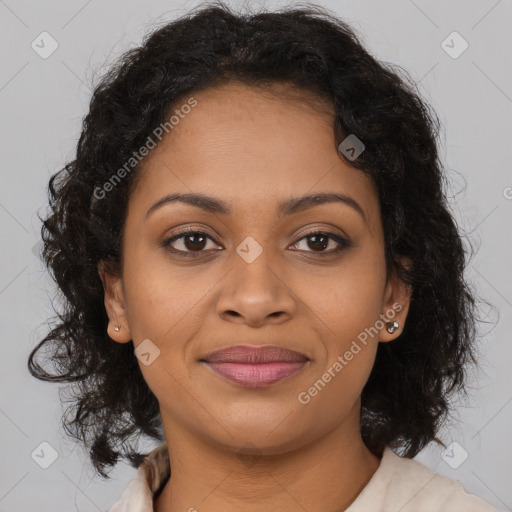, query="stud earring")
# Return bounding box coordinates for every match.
[386,321,399,333]
[114,325,120,332]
